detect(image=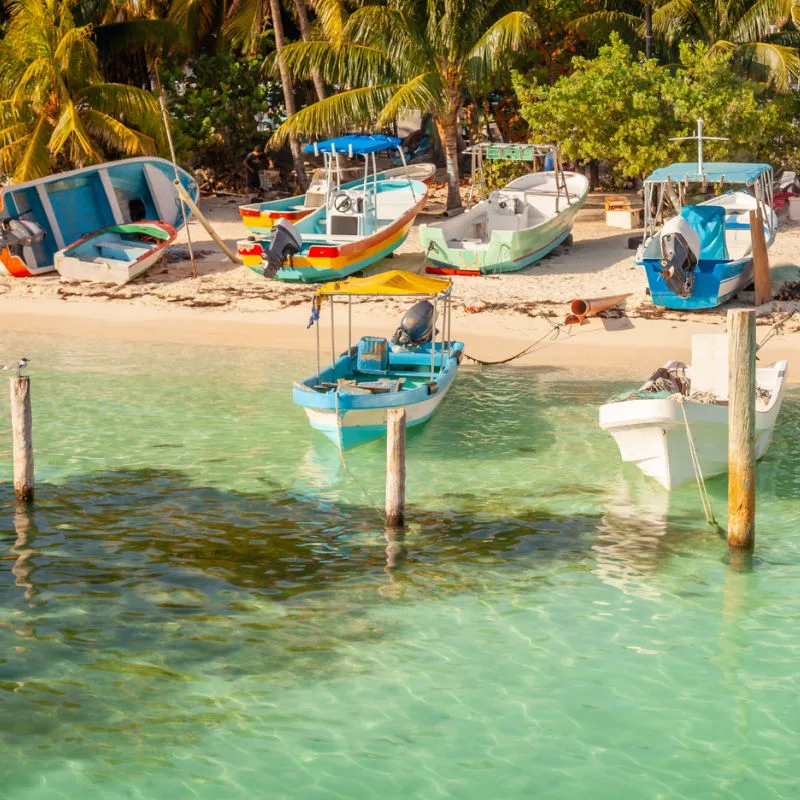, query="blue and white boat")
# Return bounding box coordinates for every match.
[637,125,777,309]
[293,270,463,449]
[0,157,198,277]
